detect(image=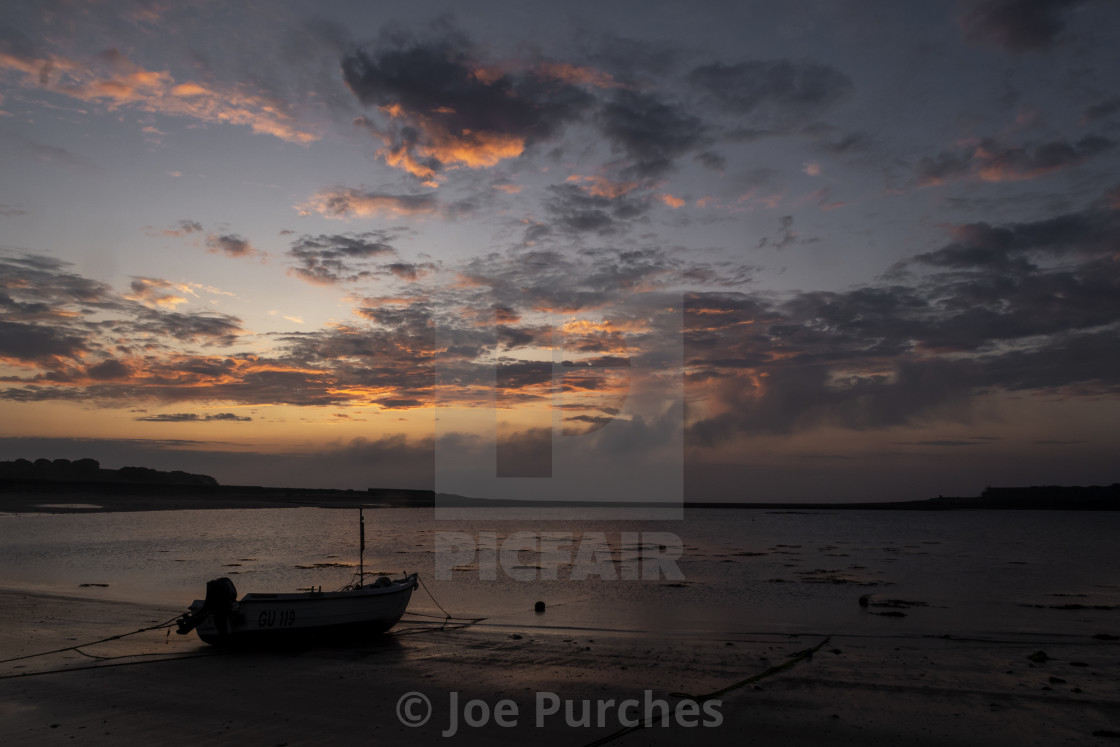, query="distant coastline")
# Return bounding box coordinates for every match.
[0,457,216,487]
[0,458,1117,512]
